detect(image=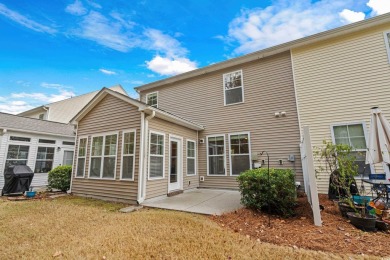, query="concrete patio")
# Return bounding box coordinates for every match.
[142,188,243,215]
